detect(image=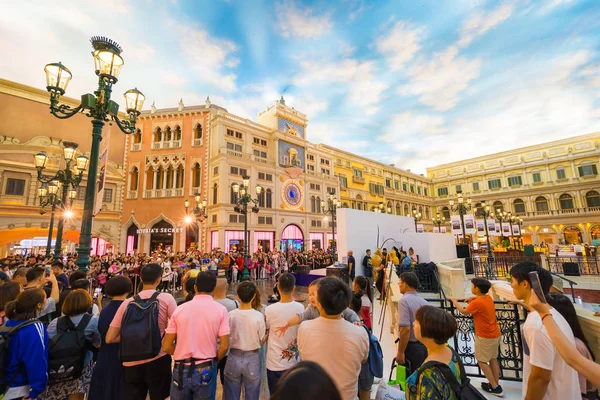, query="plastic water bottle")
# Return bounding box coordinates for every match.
[576,296,583,305]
